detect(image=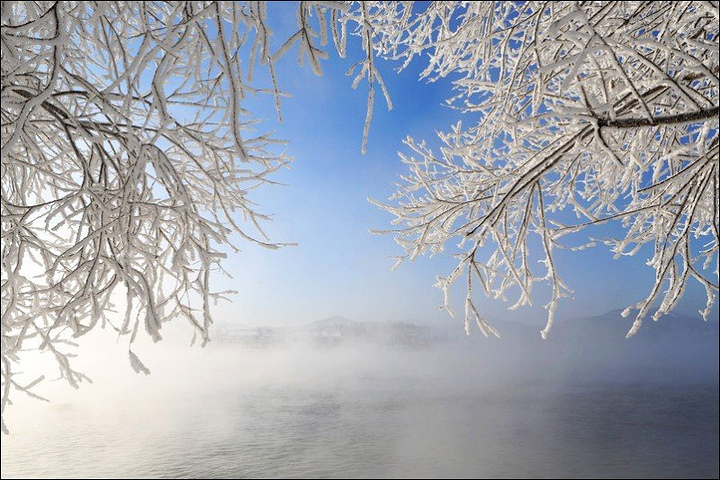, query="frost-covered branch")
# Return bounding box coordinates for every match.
[371,1,718,338]
[598,105,719,129]
[0,0,370,433]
